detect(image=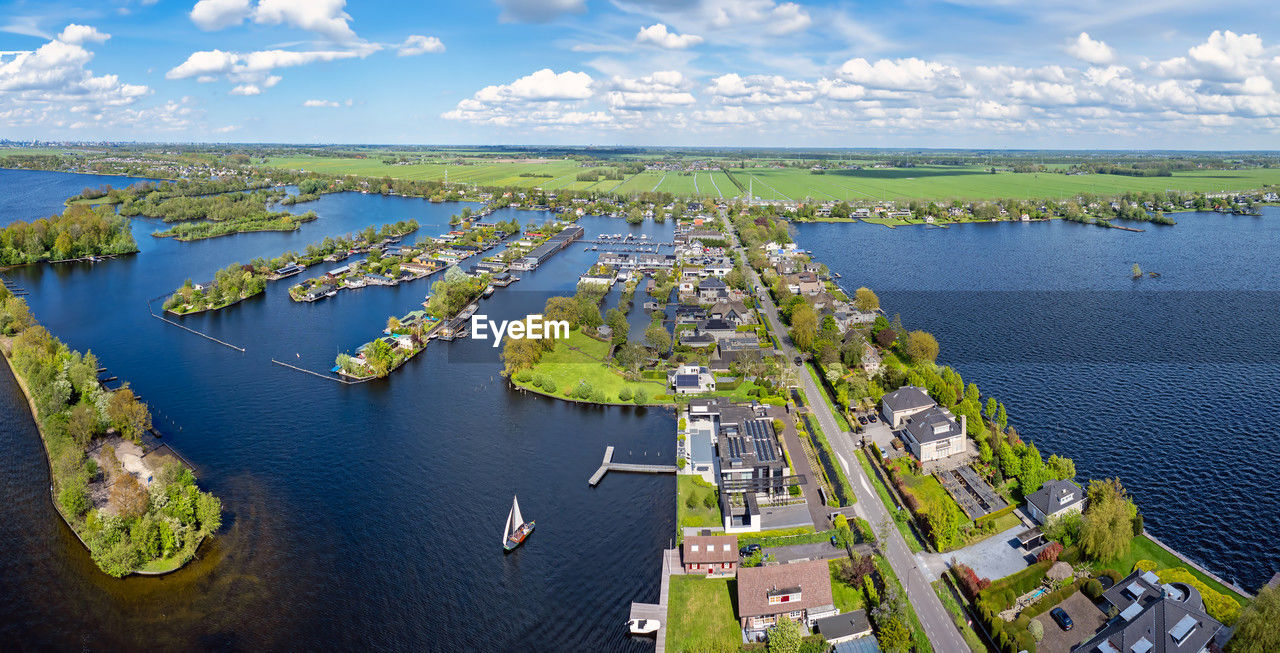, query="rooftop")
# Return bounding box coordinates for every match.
[736,559,834,618]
